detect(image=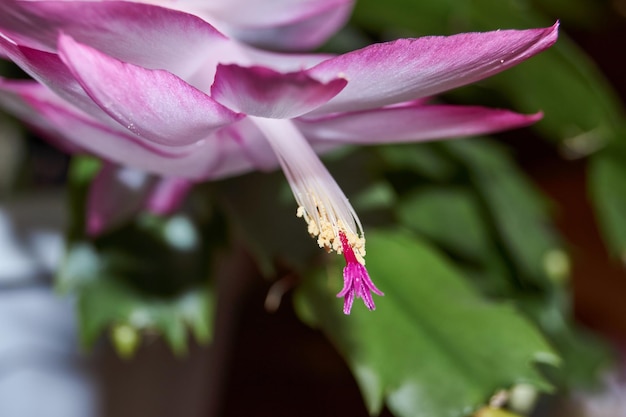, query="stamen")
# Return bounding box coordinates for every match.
[296,197,366,264]
[250,116,382,313]
[251,116,363,248]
